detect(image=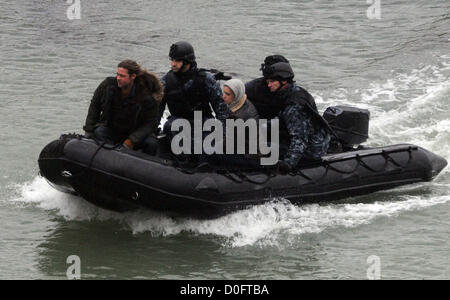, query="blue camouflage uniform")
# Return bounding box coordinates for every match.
[276,84,331,168]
